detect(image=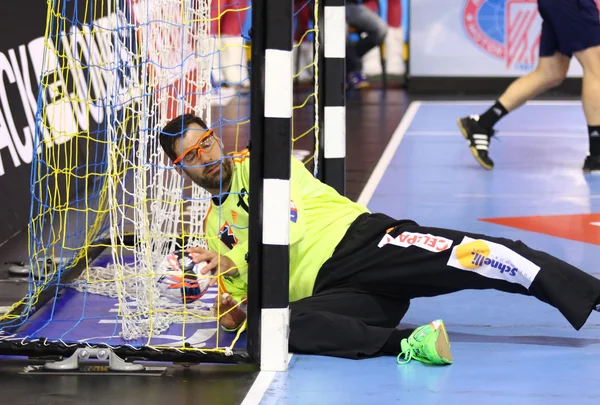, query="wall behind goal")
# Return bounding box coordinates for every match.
[0,2,129,244]
[0,2,54,243]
